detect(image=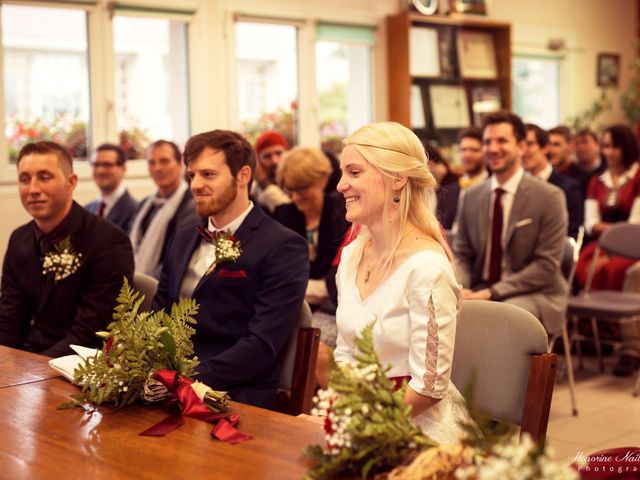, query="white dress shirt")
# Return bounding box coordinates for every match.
[482,167,524,281]
[179,202,254,299]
